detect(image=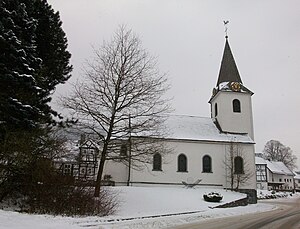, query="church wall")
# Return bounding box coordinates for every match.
[128,140,256,190]
[103,160,128,185]
[231,143,256,190]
